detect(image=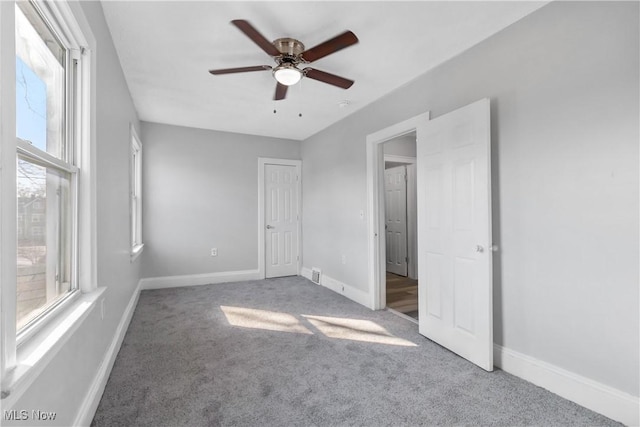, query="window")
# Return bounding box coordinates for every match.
[1,0,95,399]
[130,125,143,259]
[14,0,79,333]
